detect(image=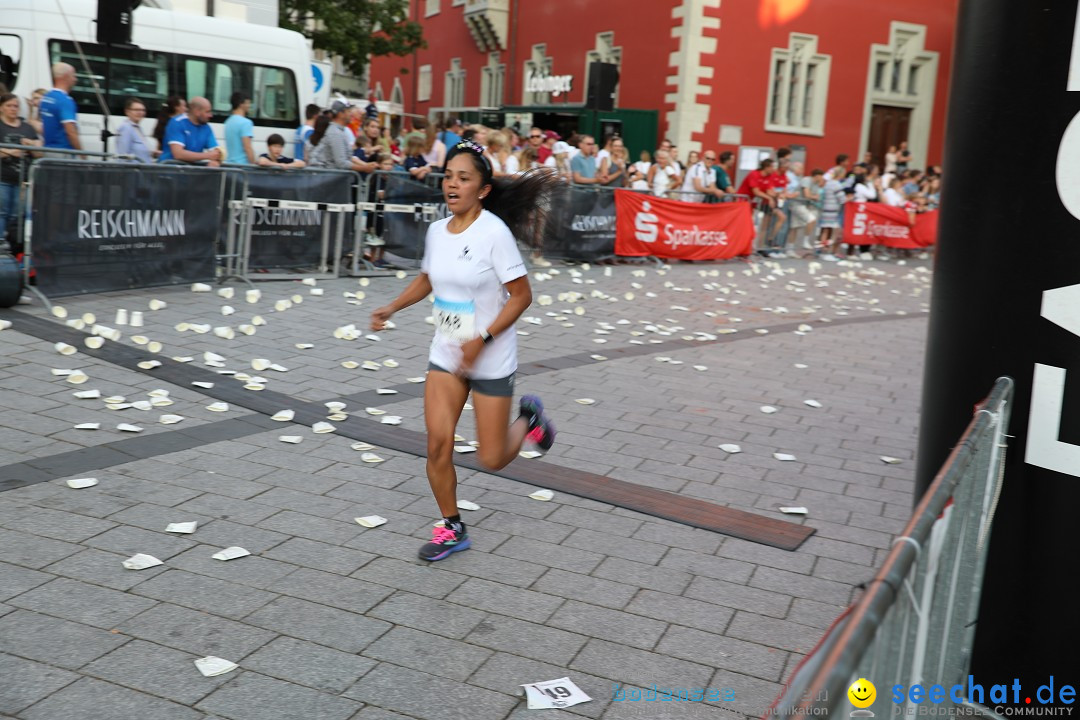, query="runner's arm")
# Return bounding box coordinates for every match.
[371,273,434,330]
[483,276,532,339]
